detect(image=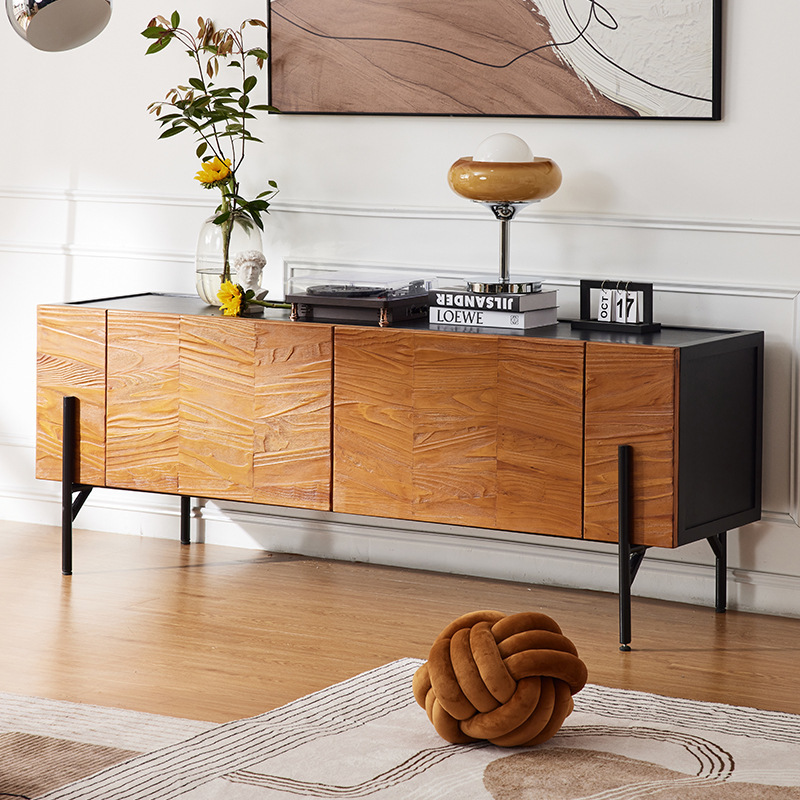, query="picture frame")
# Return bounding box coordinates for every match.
[268,0,722,119]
